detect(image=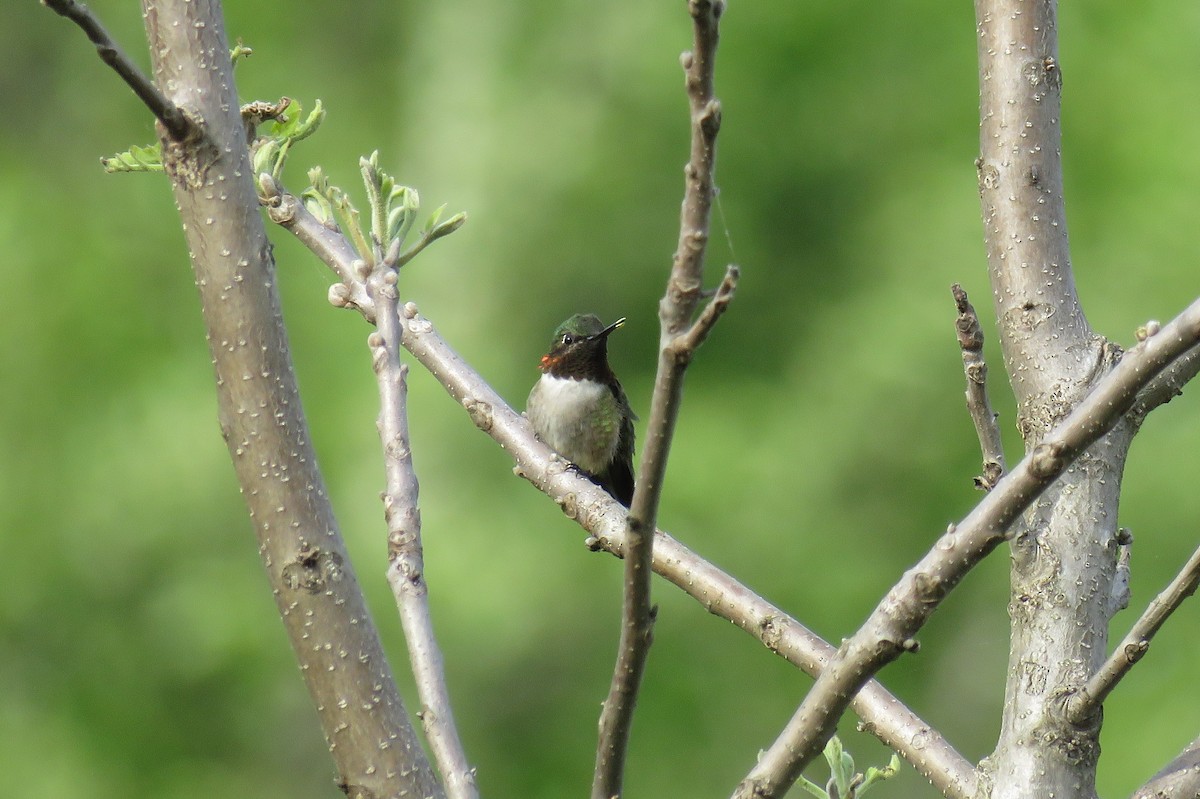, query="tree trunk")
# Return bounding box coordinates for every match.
[975,1,1133,796]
